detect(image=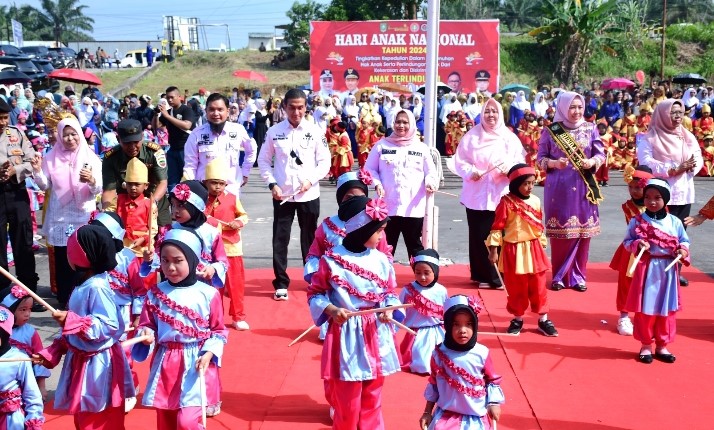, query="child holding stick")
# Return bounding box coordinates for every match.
[307,196,402,429]
[0,305,44,429]
[608,165,653,336]
[623,179,689,364]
